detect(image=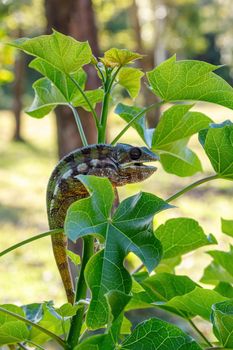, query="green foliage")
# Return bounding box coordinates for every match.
[3,30,233,349]
[0,305,29,345]
[200,121,233,179]
[65,175,170,329]
[155,218,216,258]
[147,55,233,110]
[120,318,202,350]
[211,300,233,348]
